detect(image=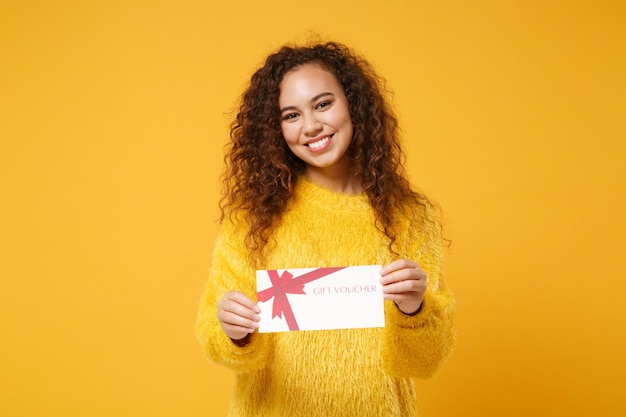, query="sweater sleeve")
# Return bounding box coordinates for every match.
[195,217,272,373]
[381,203,456,378]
